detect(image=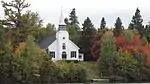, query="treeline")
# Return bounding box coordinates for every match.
[65,7,150,61]
[91,8,150,82]
[64,6,150,82]
[0,0,86,84]
[98,30,150,82]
